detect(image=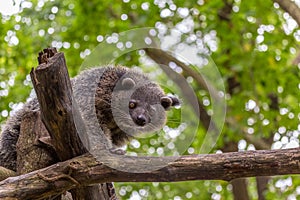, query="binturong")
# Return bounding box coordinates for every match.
[0,66,180,171]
